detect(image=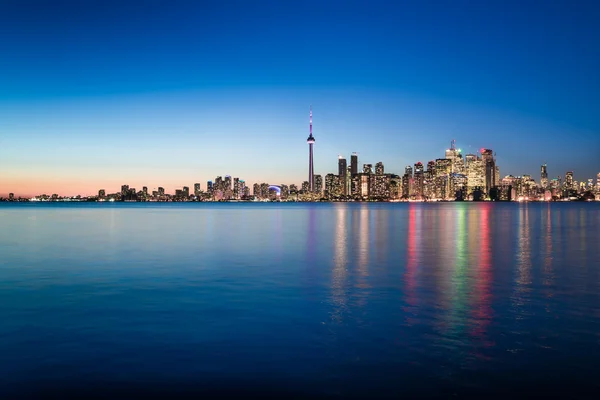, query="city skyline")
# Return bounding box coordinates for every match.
[1,1,599,196]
